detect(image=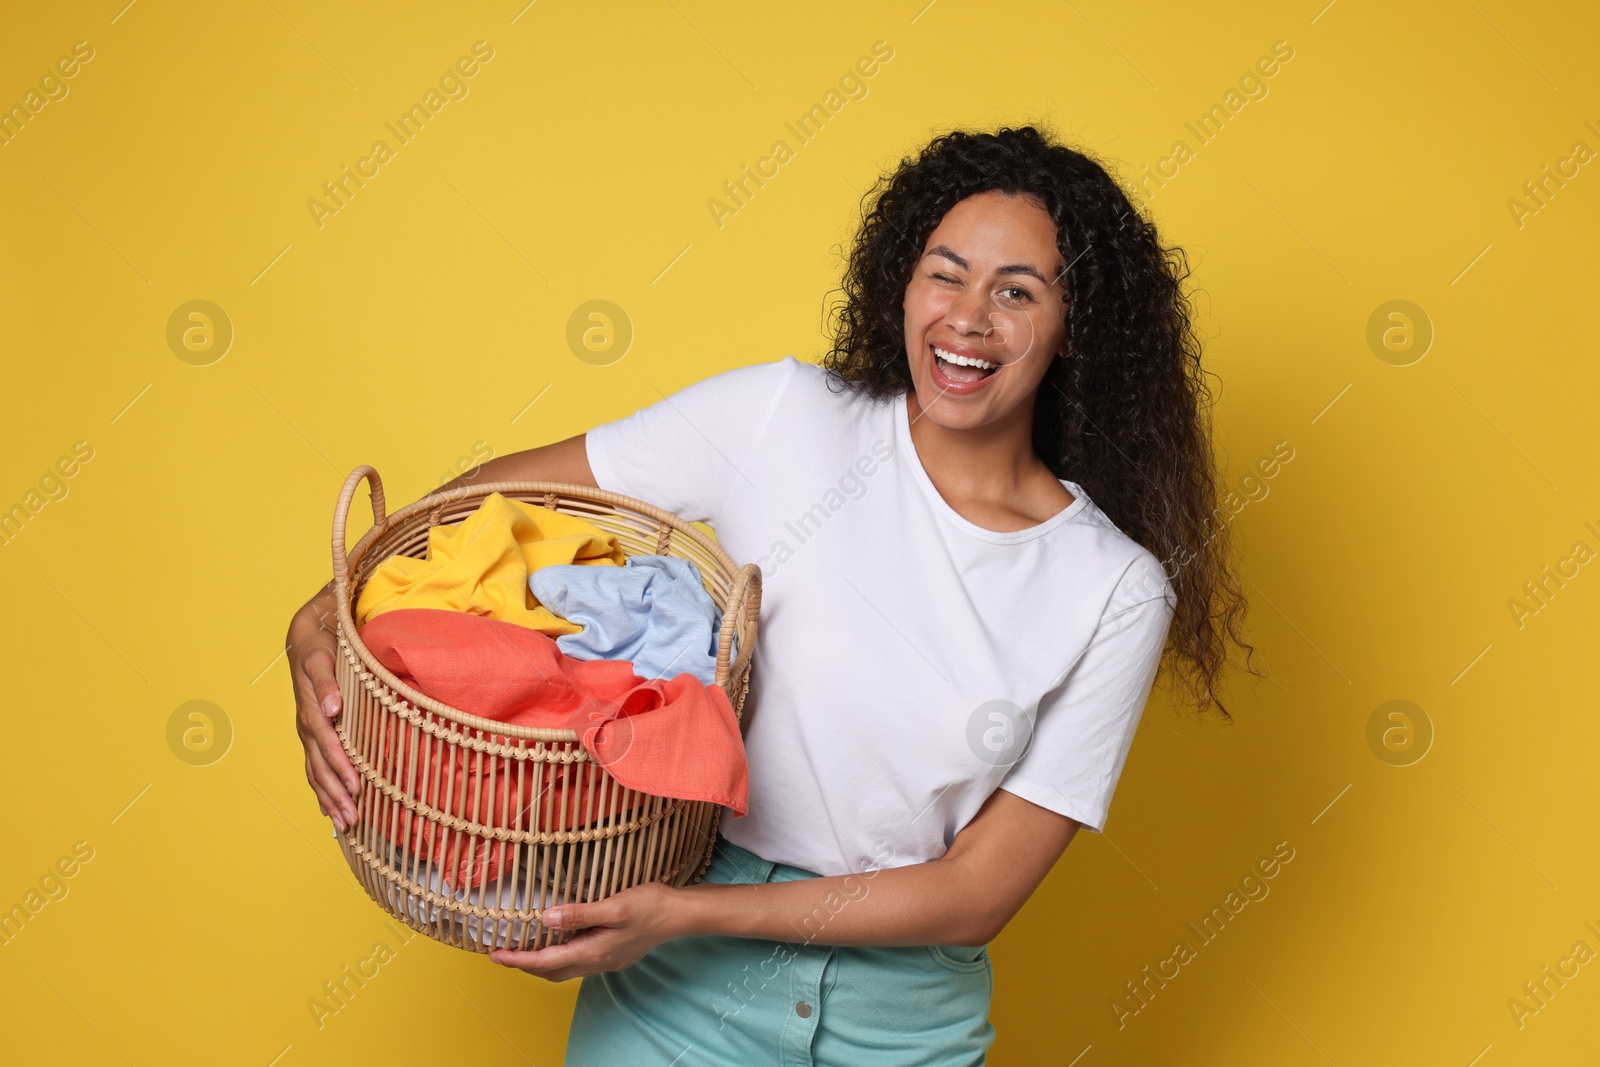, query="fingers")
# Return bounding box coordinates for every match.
[312,713,360,798]
[500,963,579,983]
[304,752,339,821]
[294,643,359,800]
[543,903,604,931]
[490,940,584,981]
[485,906,603,977]
[491,947,553,969]
[289,592,360,829]
[304,645,342,720]
[298,678,359,795]
[307,742,358,830]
